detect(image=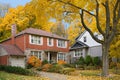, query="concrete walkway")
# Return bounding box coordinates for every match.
[37,71,67,80]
